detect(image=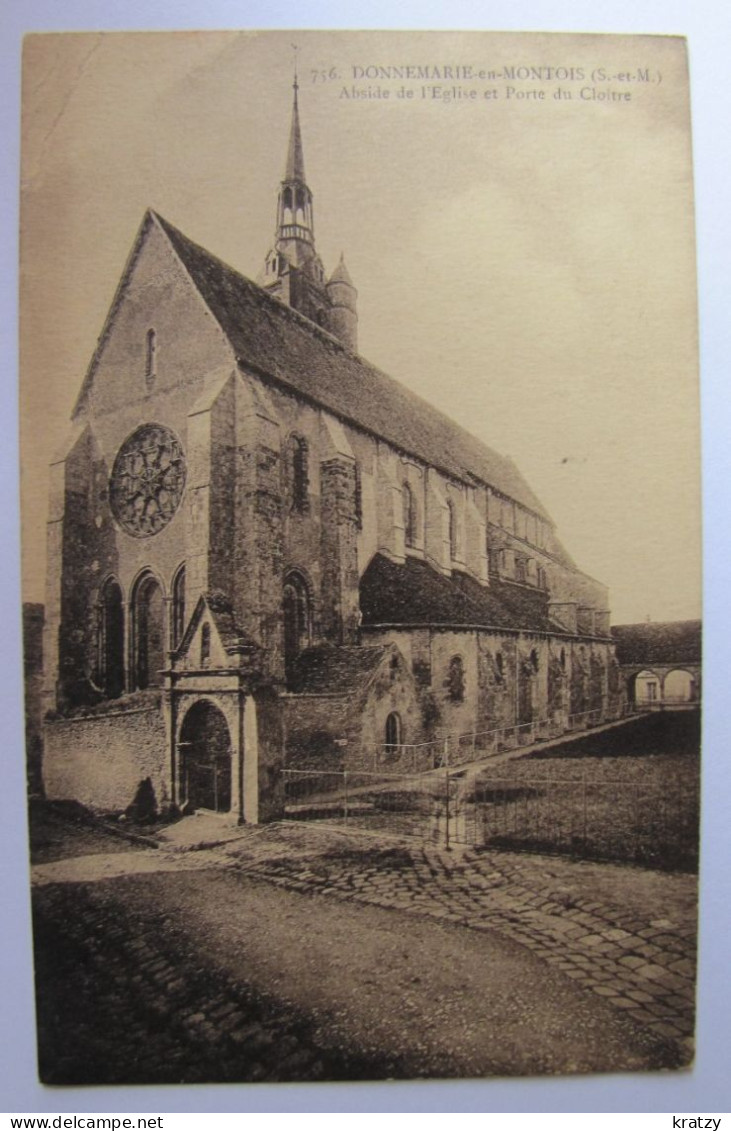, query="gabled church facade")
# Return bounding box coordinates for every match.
[42,80,624,822]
